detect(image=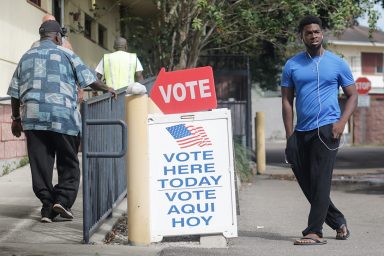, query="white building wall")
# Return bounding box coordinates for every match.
[65,0,120,69]
[0,0,51,96]
[0,0,121,96]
